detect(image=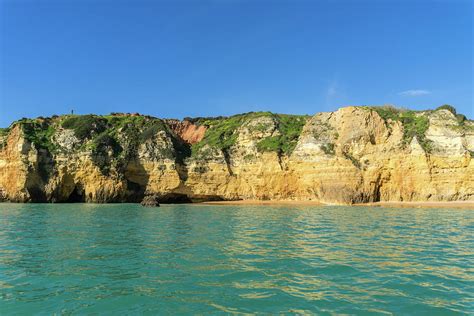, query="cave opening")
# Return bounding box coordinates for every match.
[66,185,85,202]
[159,193,192,204]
